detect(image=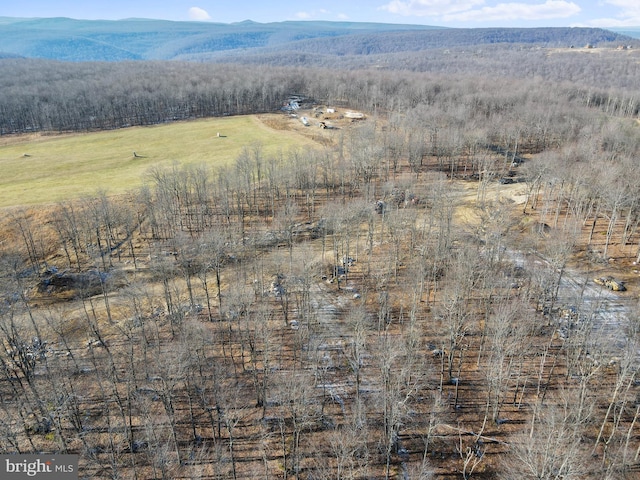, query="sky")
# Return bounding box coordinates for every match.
[2,0,639,28]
